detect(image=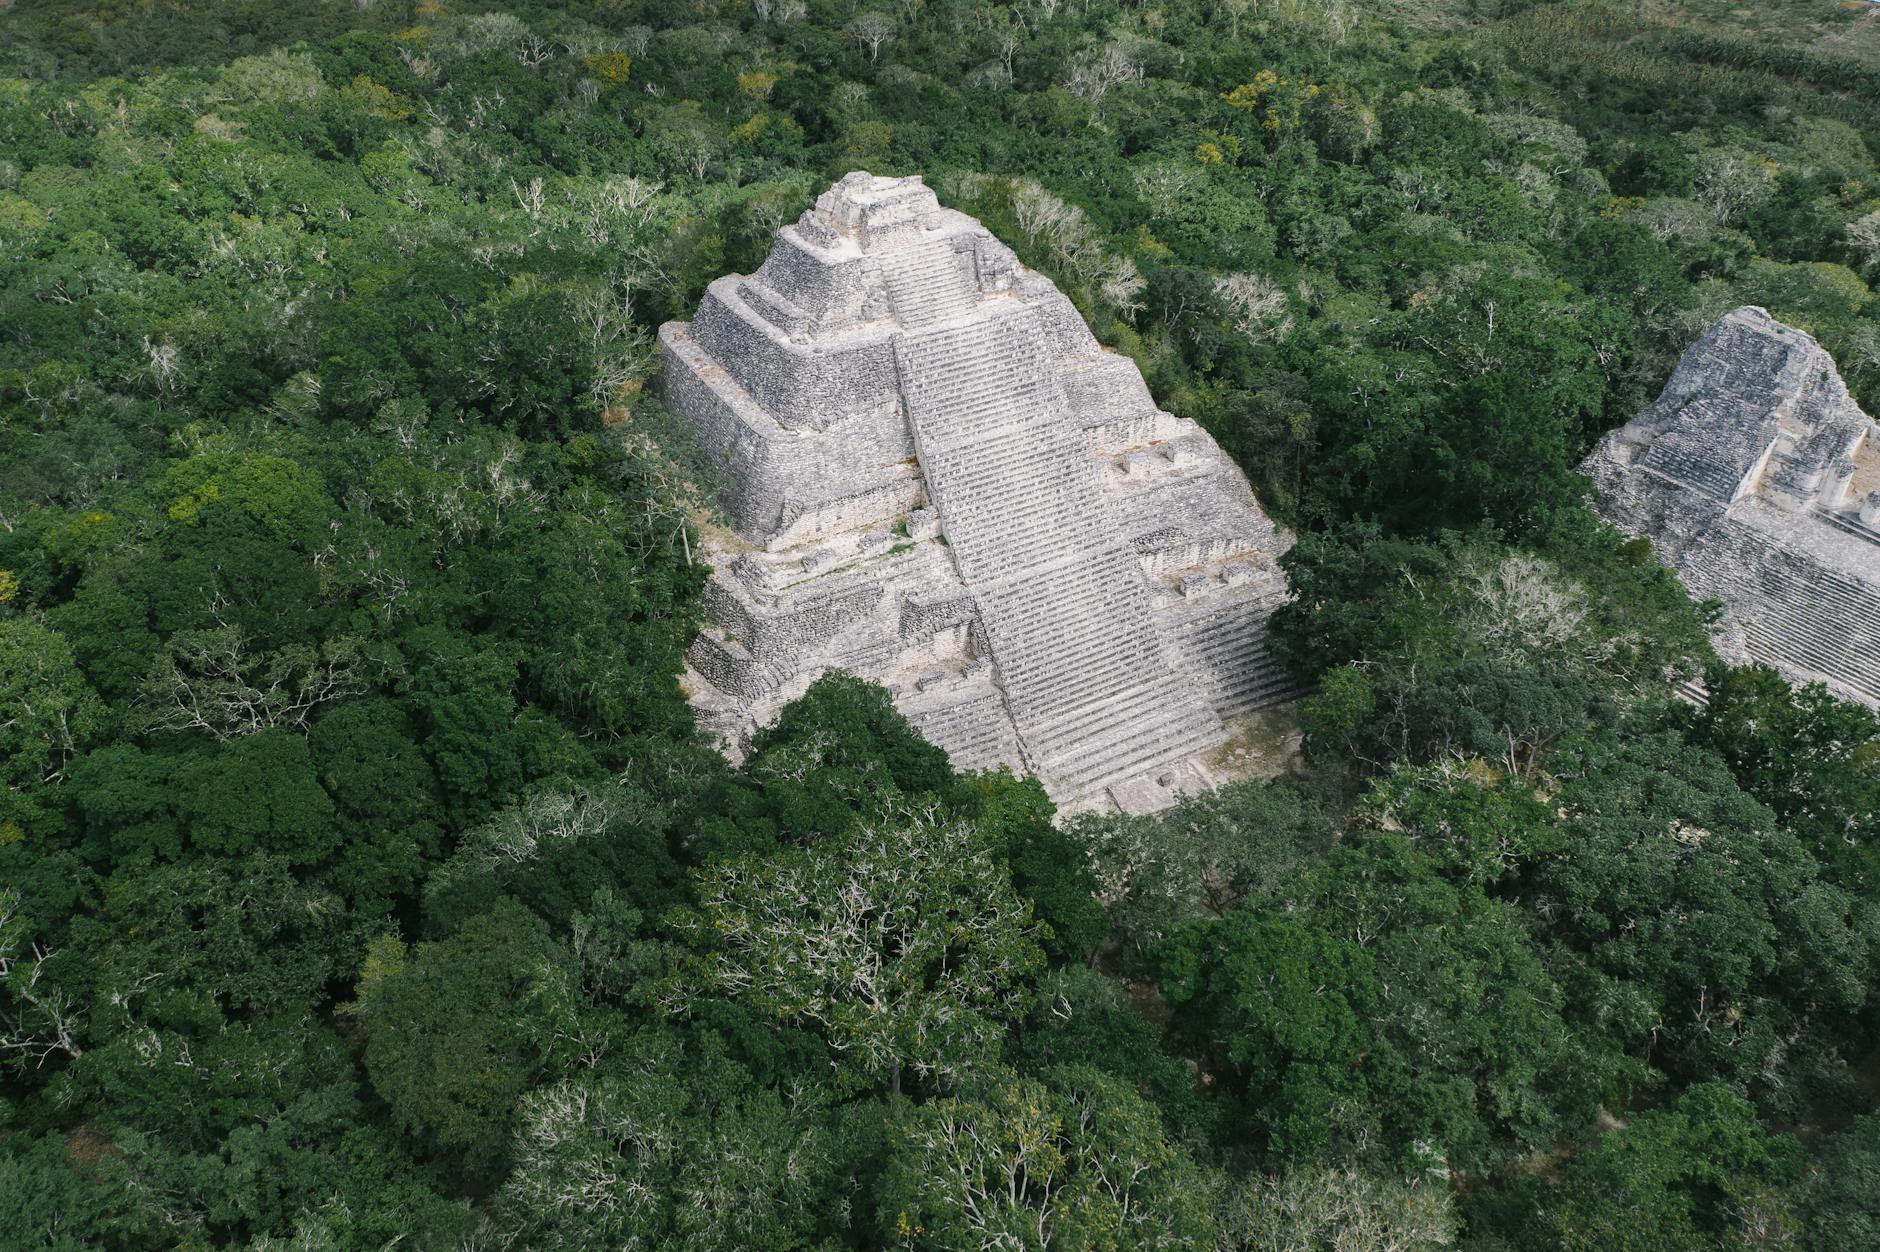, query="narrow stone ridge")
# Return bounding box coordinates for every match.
[660,171,1295,812]
[1584,306,1880,709]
